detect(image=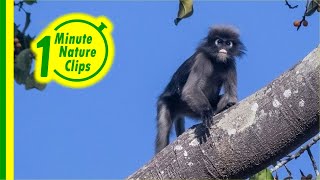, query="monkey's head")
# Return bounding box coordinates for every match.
[200,25,246,63]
